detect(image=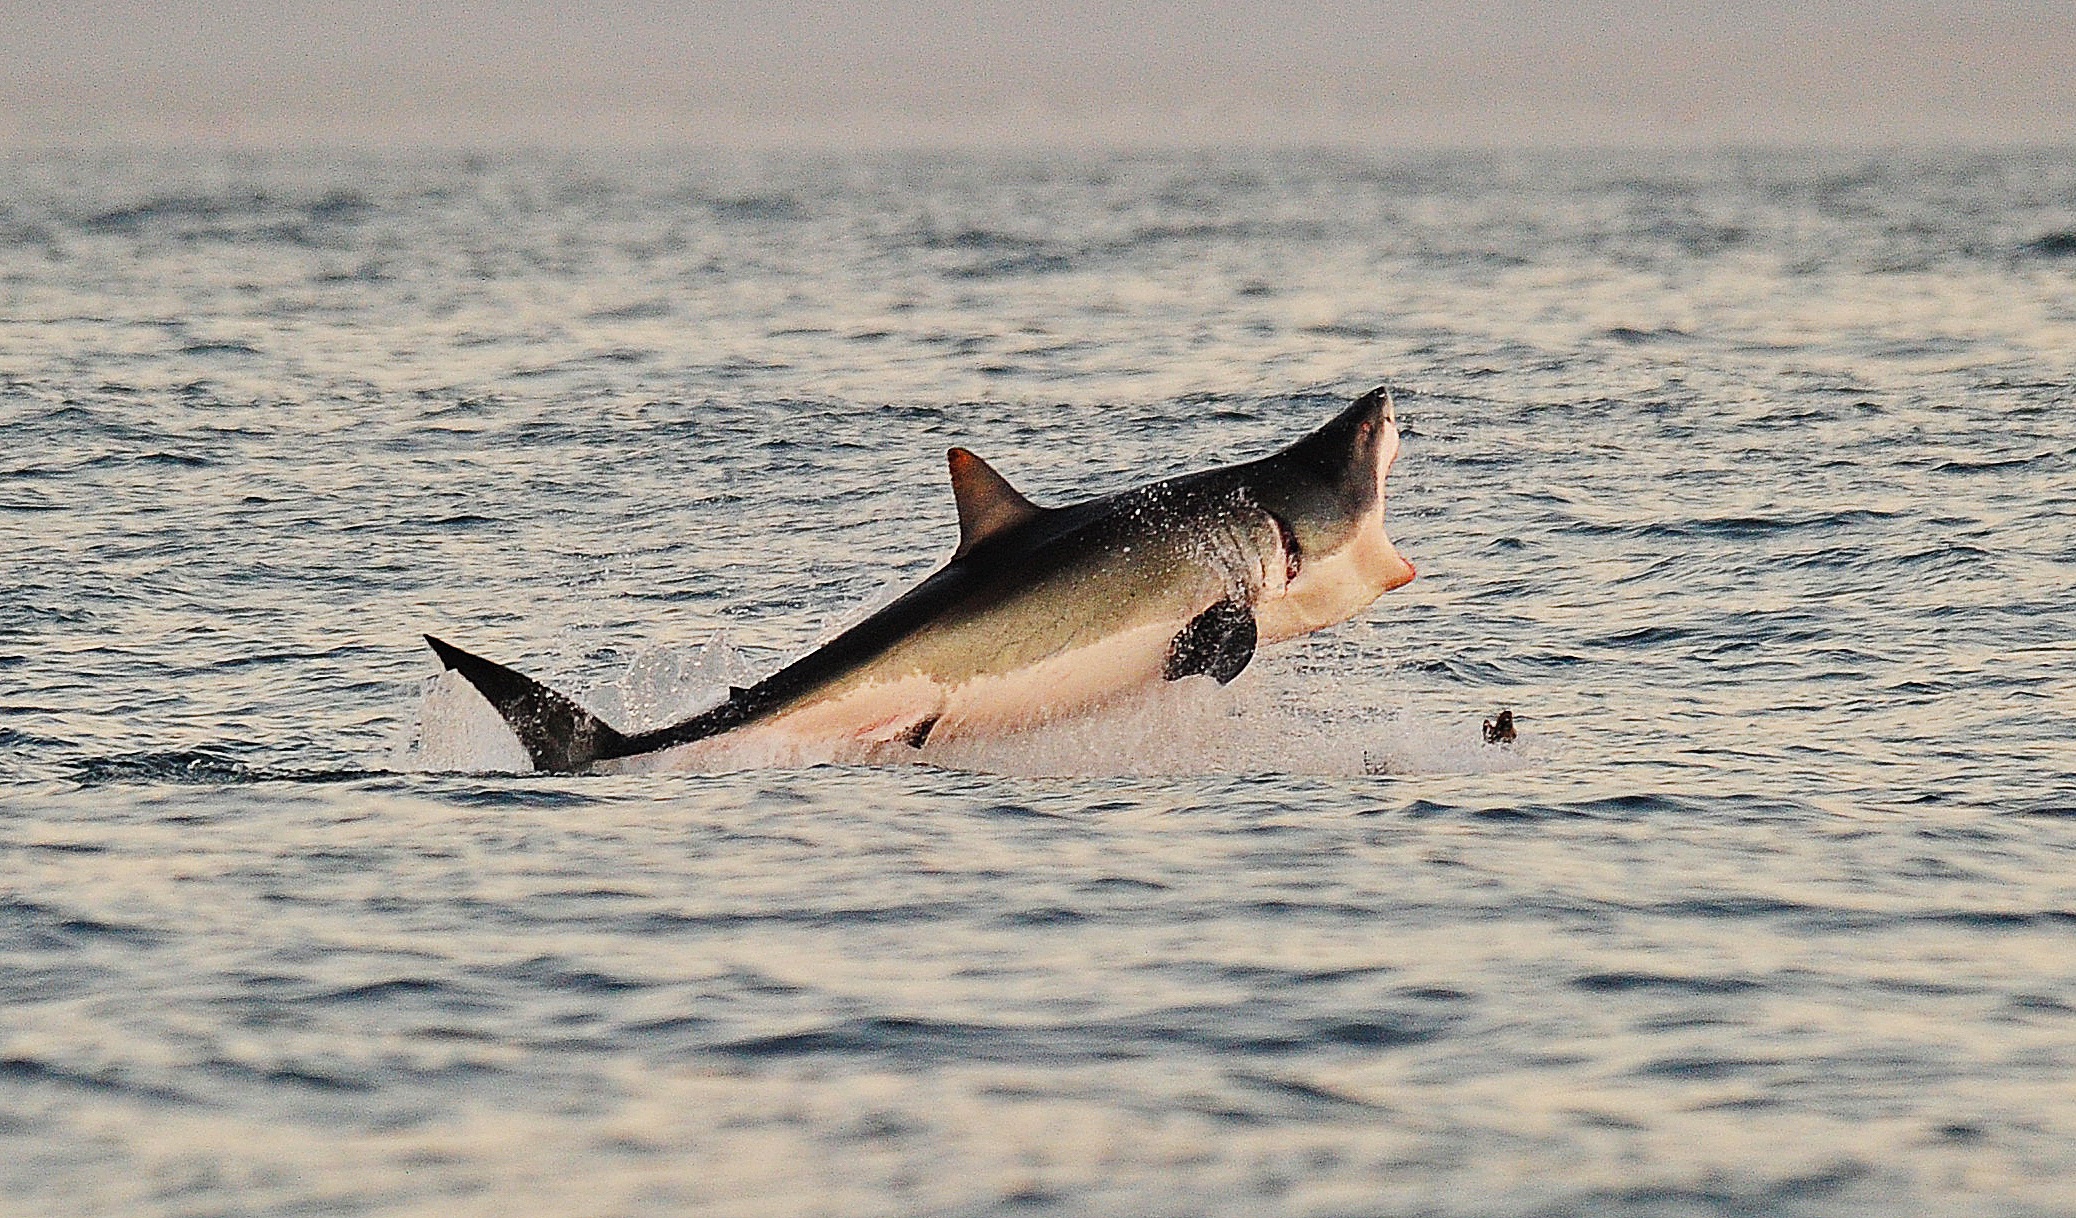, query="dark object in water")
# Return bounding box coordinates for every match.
[2026,230,2076,257]
[1483,709,1516,744]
